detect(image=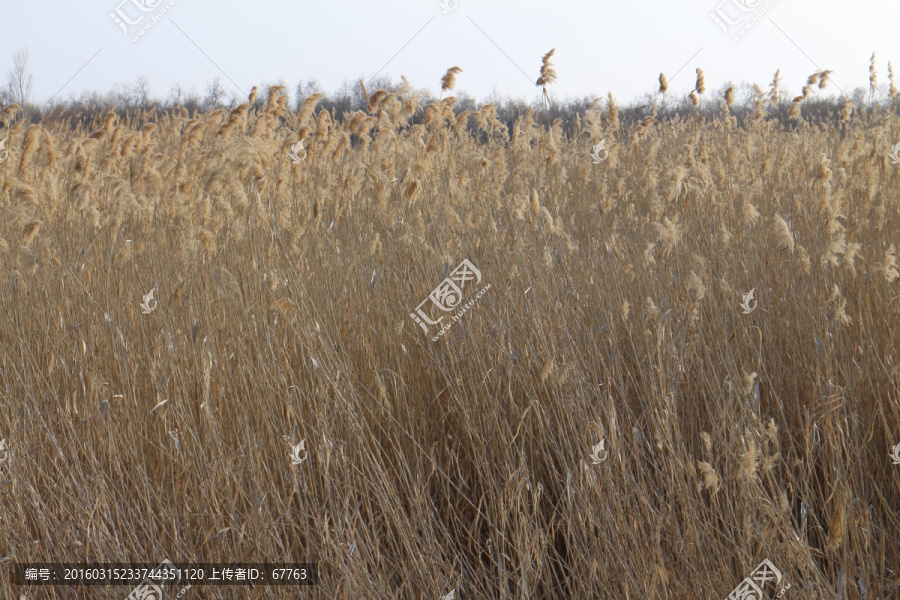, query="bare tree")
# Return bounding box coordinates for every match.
[329,79,356,115]
[294,79,323,111]
[204,78,225,110]
[5,47,34,105]
[168,82,186,106]
[130,76,152,109]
